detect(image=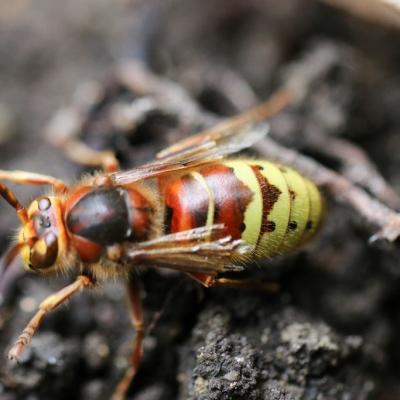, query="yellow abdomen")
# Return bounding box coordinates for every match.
[162,159,324,262]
